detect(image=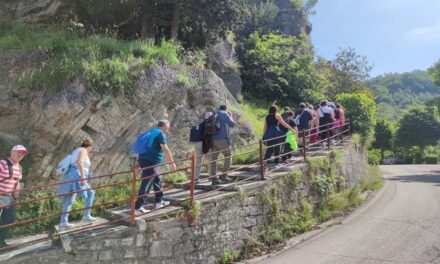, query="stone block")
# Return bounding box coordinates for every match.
[104,238,120,247]
[237,229,250,240]
[173,239,195,255]
[121,237,134,247]
[243,217,257,228]
[158,227,184,240]
[74,241,103,251]
[136,219,147,232]
[152,218,182,232]
[136,234,147,247]
[149,240,173,257]
[98,250,114,261]
[124,249,136,258]
[247,206,263,216]
[135,247,149,257]
[202,223,218,235]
